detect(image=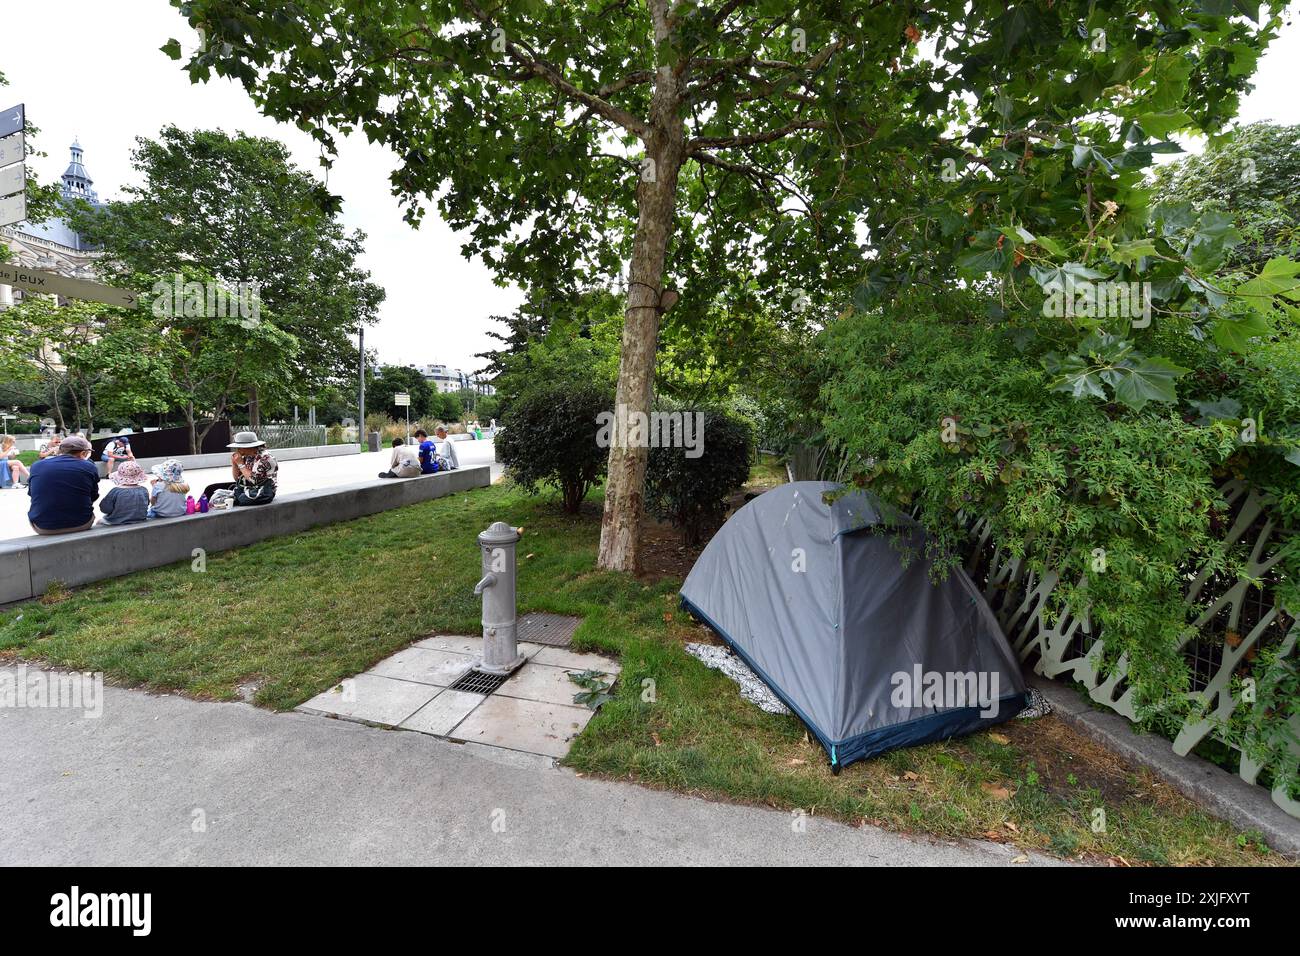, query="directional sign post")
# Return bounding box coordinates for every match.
[0,263,138,308]
[0,191,24,228]
[394,392,411,443]
[0,104,23,139]
[0,104,25,228]
[0,162,22,197]
[0,131,22,168]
